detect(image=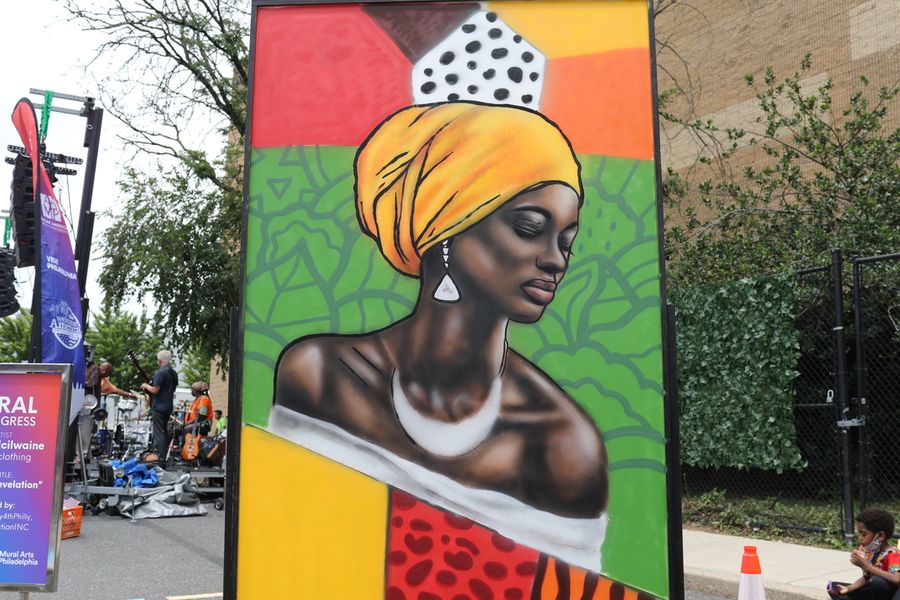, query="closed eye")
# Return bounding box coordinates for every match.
[514,222,544,238]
